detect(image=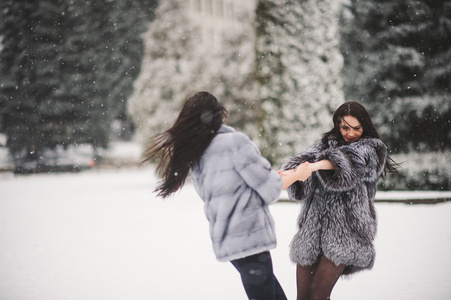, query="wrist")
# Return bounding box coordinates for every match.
[308,162,319,172]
